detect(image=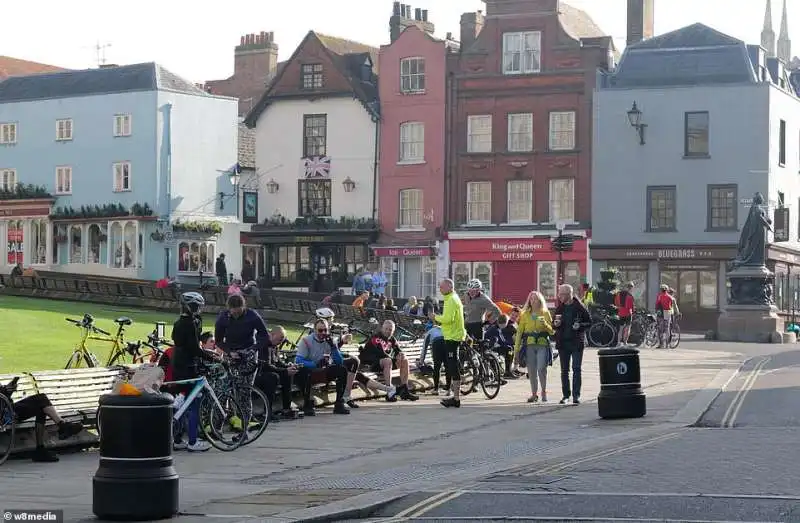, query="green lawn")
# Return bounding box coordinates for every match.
[0,295,305,372]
